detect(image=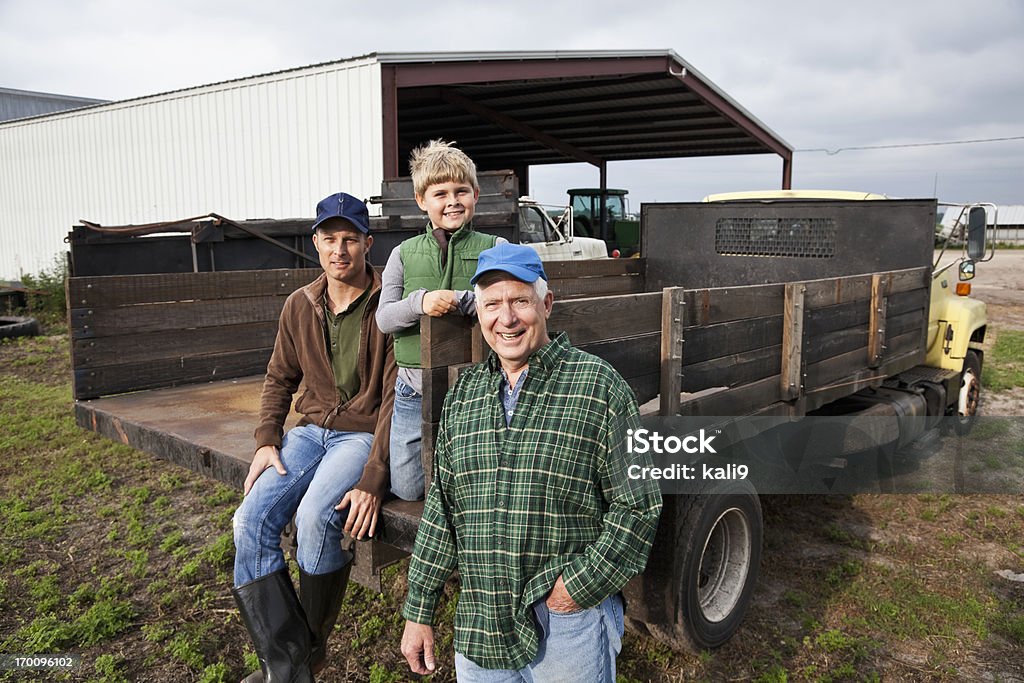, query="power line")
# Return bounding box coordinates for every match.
[796,135,1024,156]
